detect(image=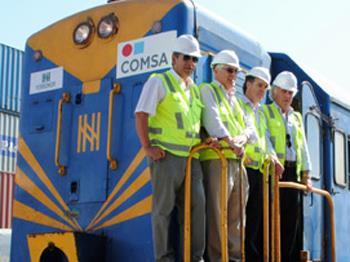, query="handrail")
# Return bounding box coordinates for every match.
[184,143,228,262]
[278,181,336,262]
[273,173,281,262]
[262,159,271,262]
[55,92,70,176]
[239,157,246,262]
[106,83,120,170]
